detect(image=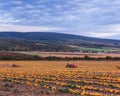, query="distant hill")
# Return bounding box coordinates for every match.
[0,32,120,52]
